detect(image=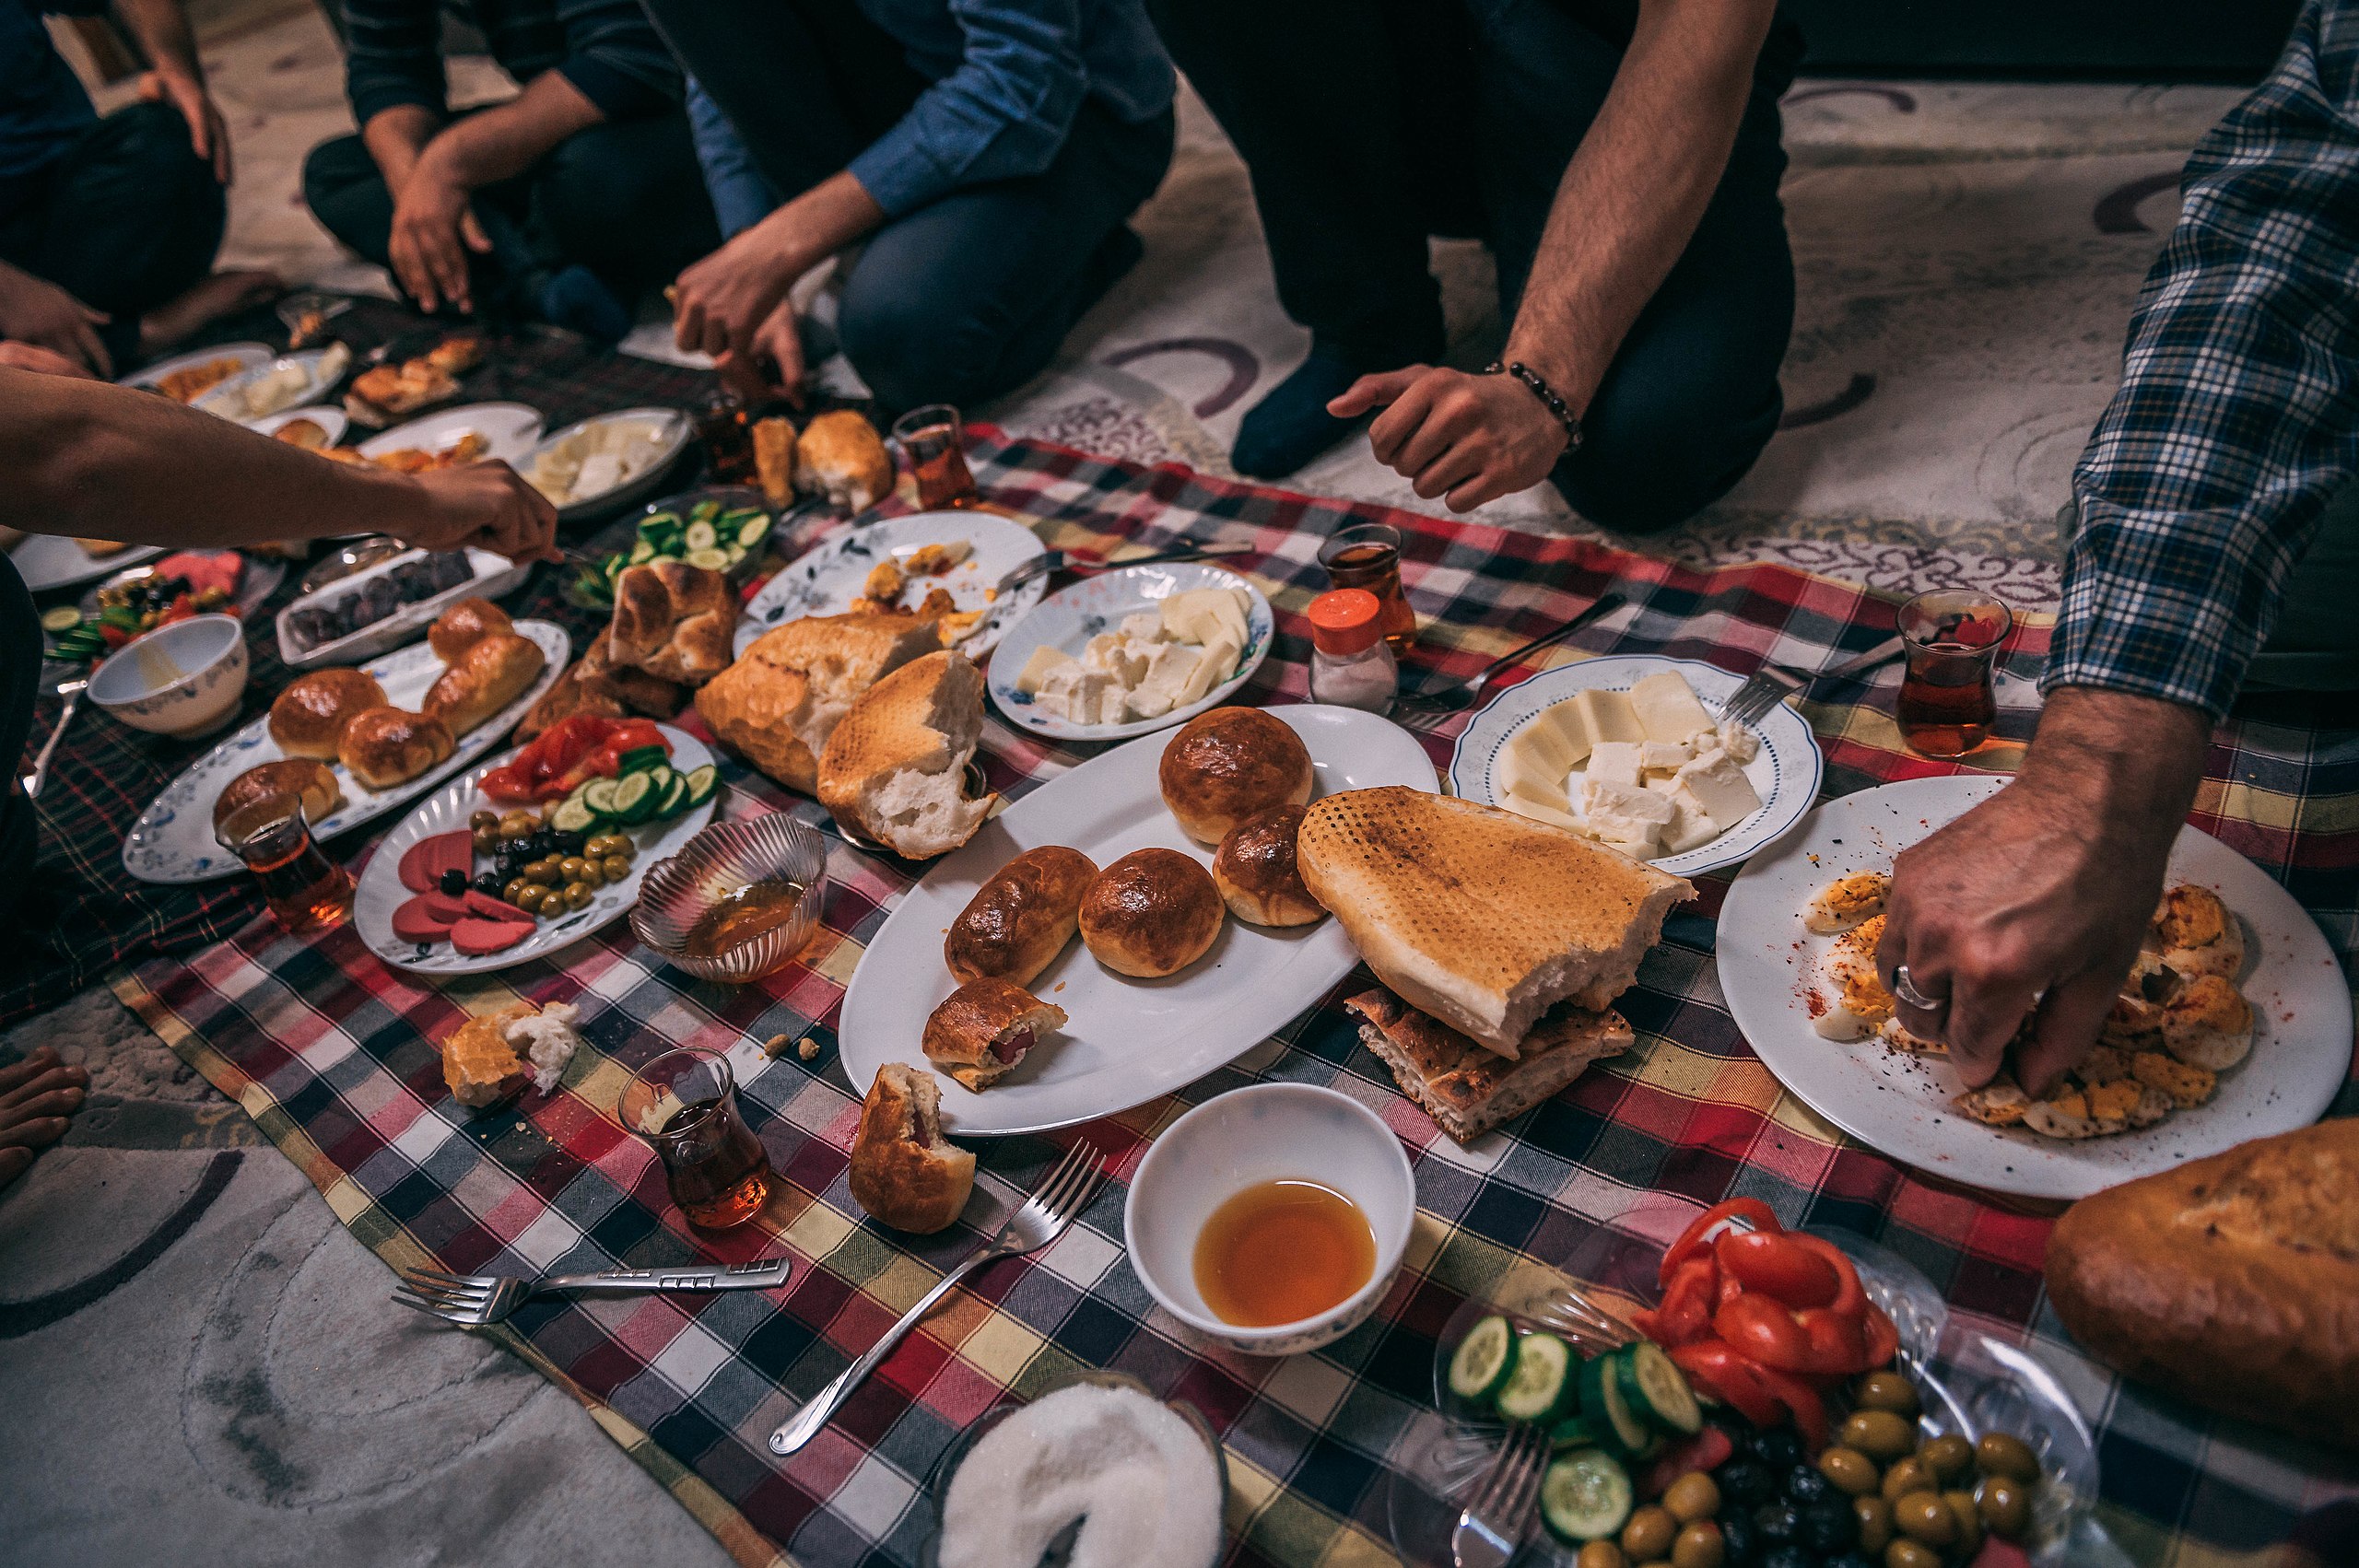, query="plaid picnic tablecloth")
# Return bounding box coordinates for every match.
[114,431,2358,1568]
